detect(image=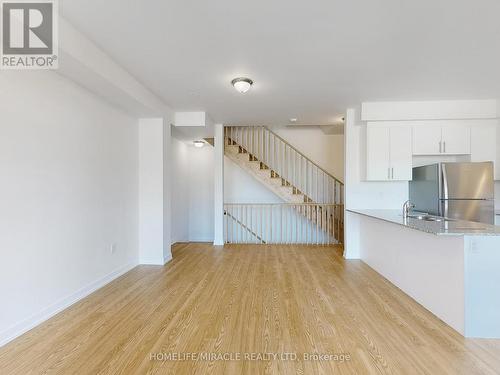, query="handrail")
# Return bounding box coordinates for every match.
[263,126,343,186]
[225,126,344,205]
[224,209,266,244]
